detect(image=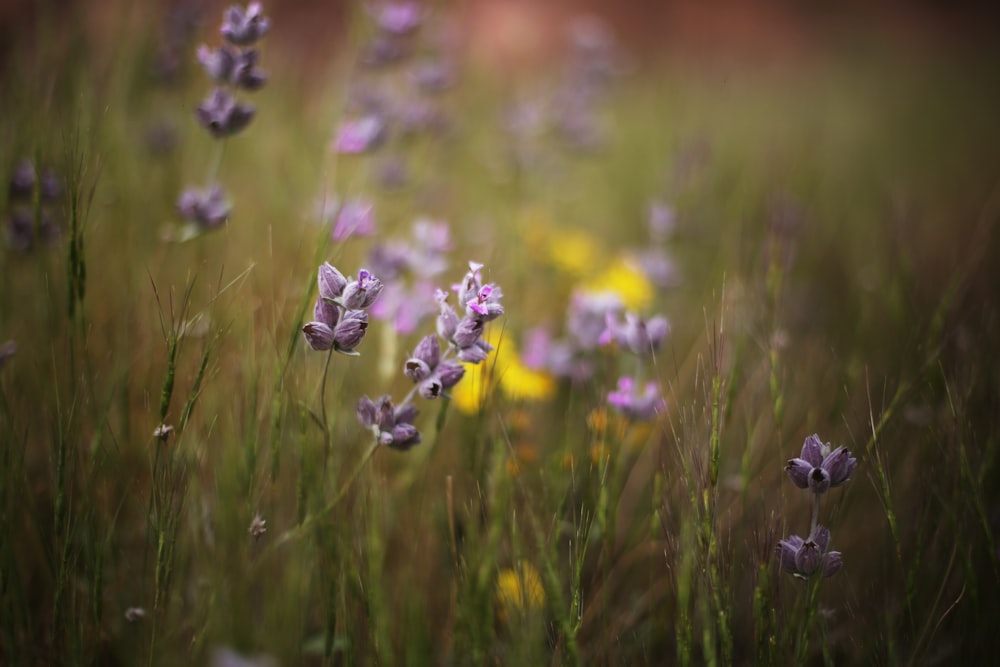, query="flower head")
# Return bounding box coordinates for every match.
[607,376,664,421]
[221,2,271,46]
[342,269,384,309]
[372,2,422,34]
[195,88,255,137]
[177,185,230,229]
[599,311,669,356]
[776,525,843,579]
[785,433,857,494]
[356,395,422,451]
